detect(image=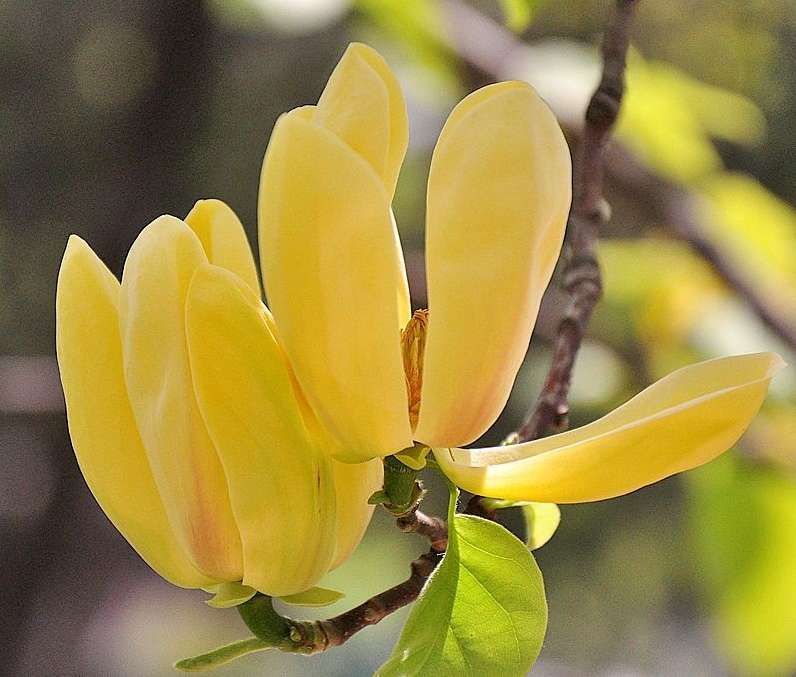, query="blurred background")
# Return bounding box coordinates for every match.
[2,0,795,675]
